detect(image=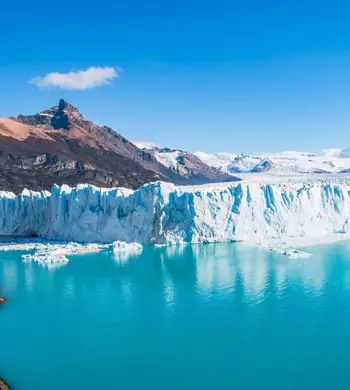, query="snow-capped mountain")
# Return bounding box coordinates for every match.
[227,155,273,173]
[323,148,350,159]
[194,152,276,174]
[192,151,237,171]
[194,149,350,175]
[133,144,238,184]
[134,138,350,176]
